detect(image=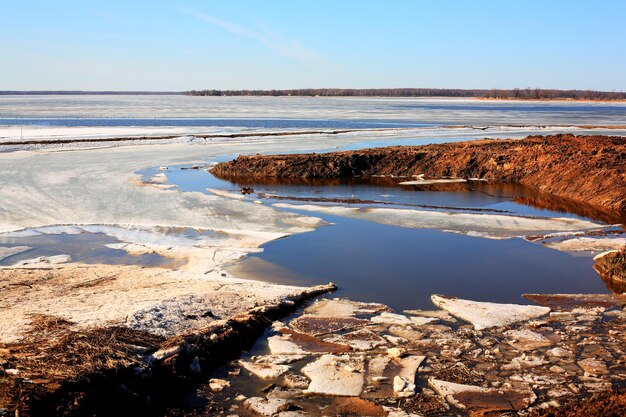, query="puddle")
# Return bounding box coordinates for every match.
[228,213,608,311]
